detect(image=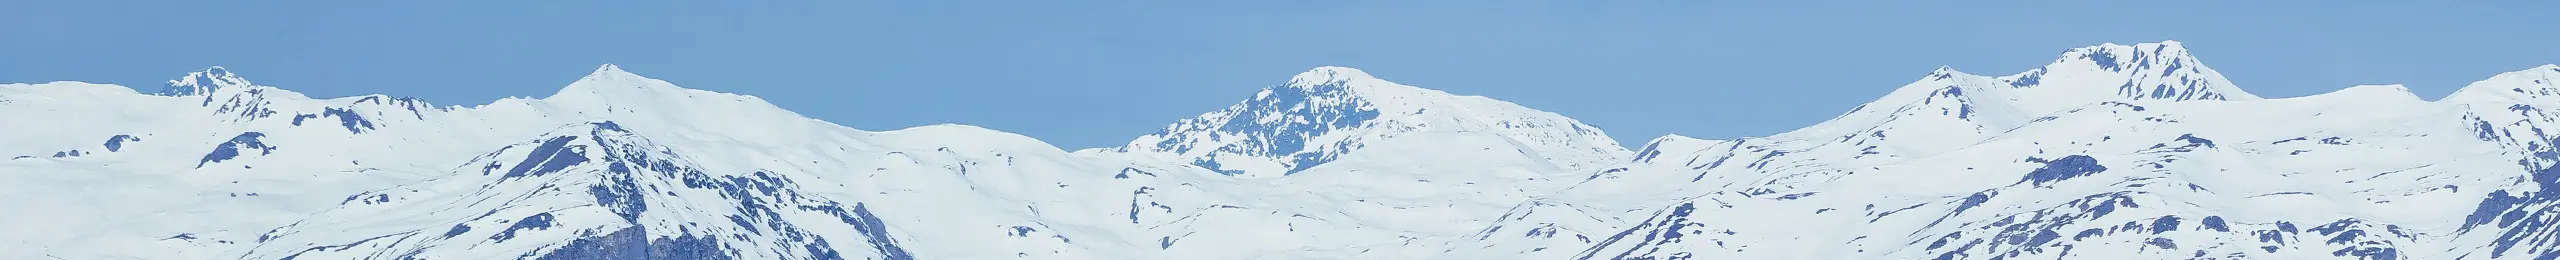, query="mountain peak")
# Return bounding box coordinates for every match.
[535,64,825,148]
[580,64,644,83]
[1269,66,1449,105]
[2059,41,2199,72]
[2086,40,2185,52]
[1288,66,1377,86]
[1994,41,2258,110]
[1923,66,1978,80]
[1774,41,2256,151]
[158,66,254,96]
[1123,67,1627,177]
[590,63,628,74]
[551,64,675,100]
